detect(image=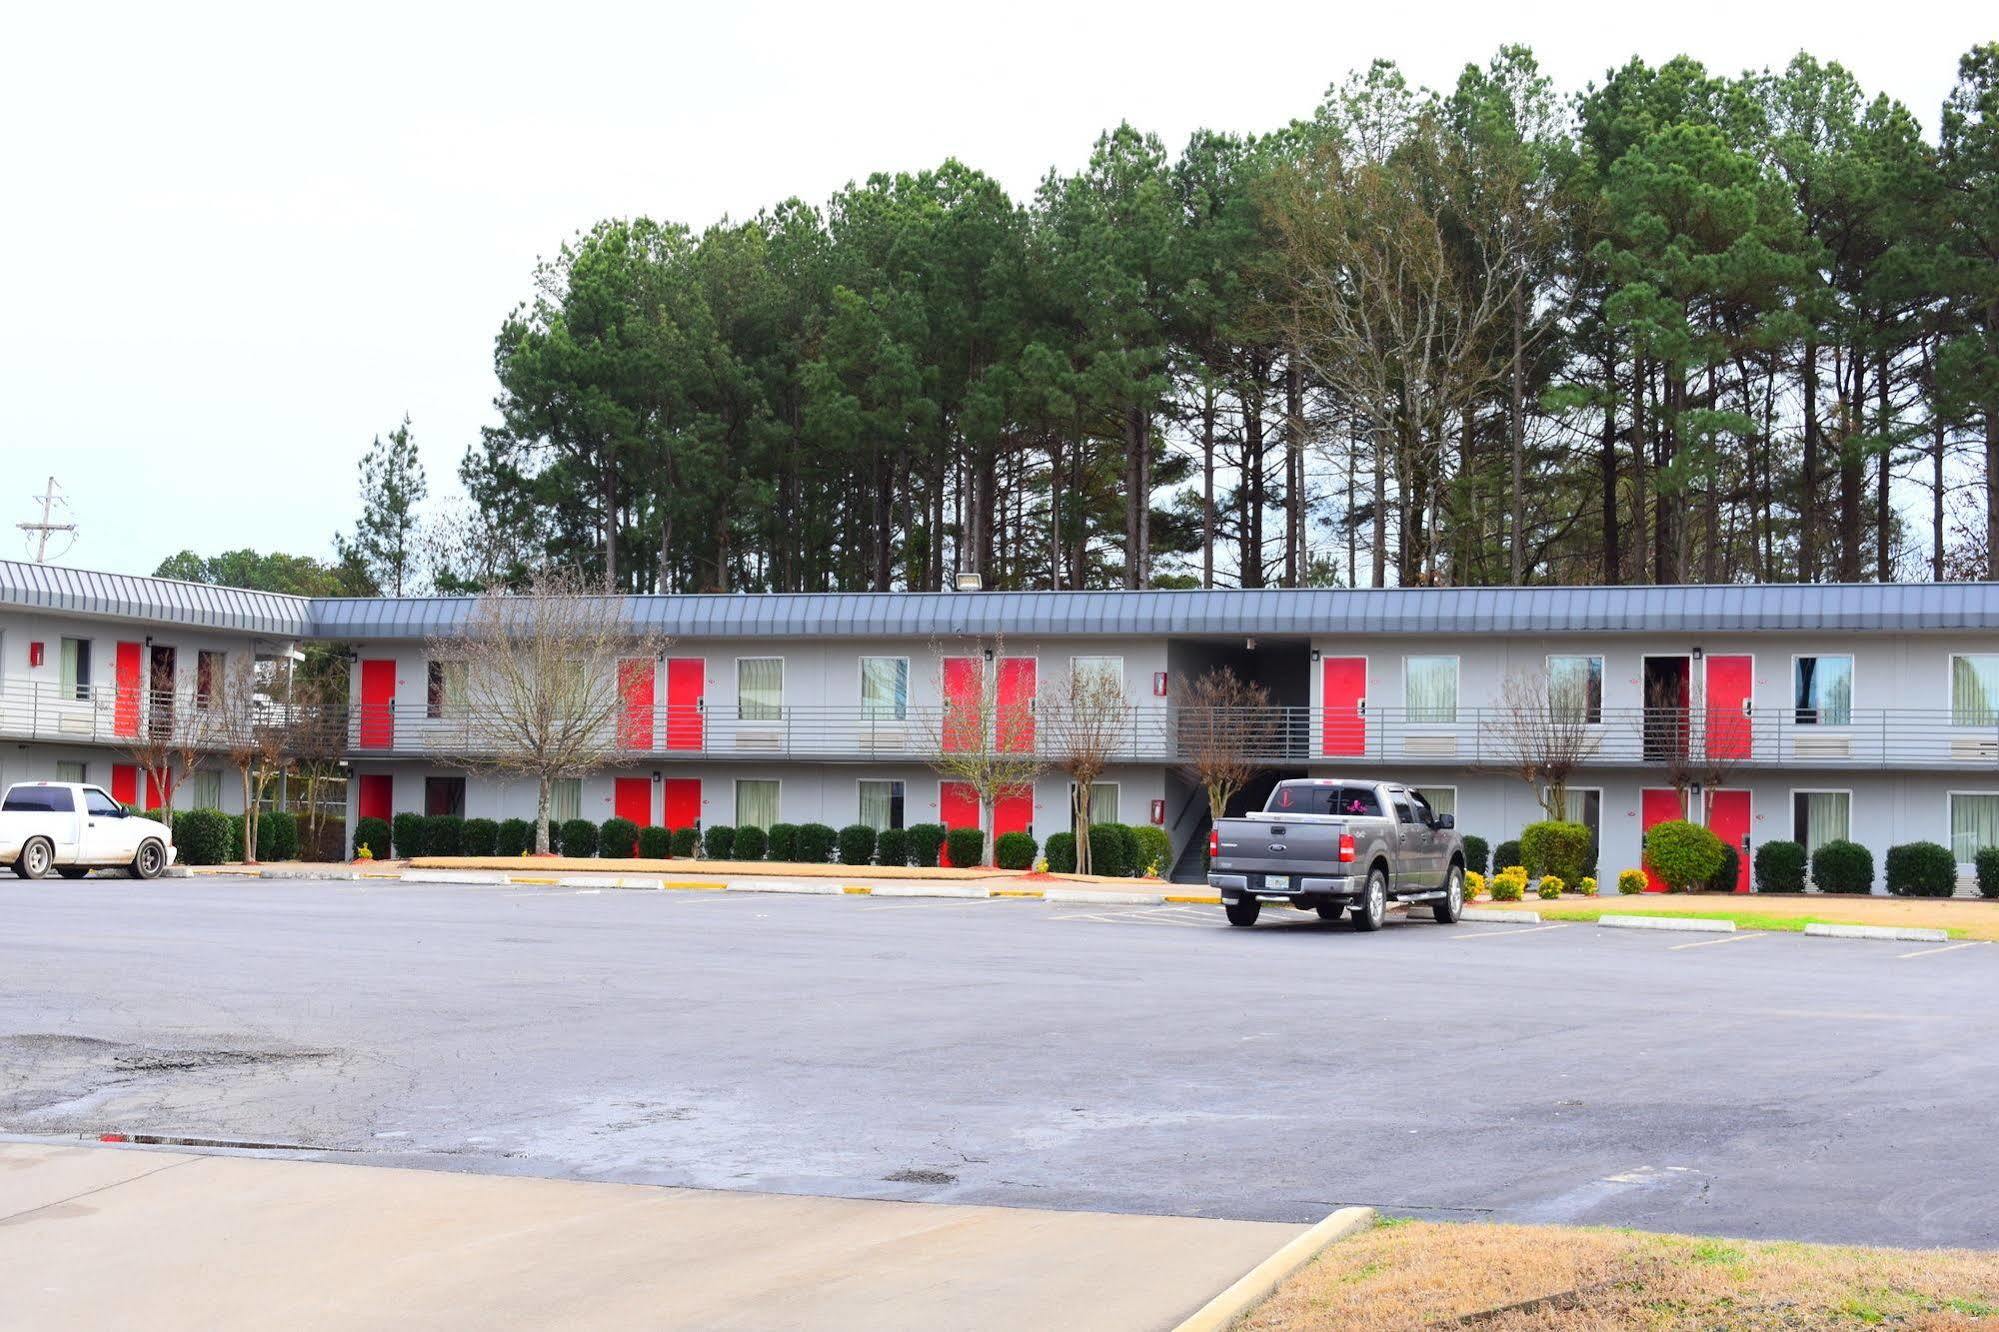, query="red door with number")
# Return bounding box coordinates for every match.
[943,657,981,752]
[997,658,1036,752]
[1706,790,1751,892]
[1640,788,1687,892]
[618,659,656,750]
[1705,655,1753,761]
[1321,657,1366,756]
[662,778,701,832]
[359,659,395,749]
[114,641,142,738]
[665,659,704,751]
